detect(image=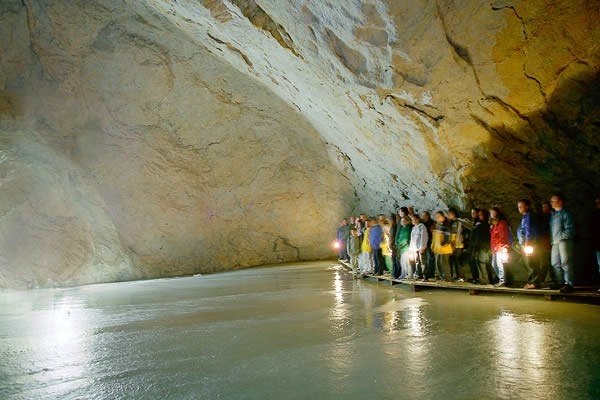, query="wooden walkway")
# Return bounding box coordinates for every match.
[339,261,600,304]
